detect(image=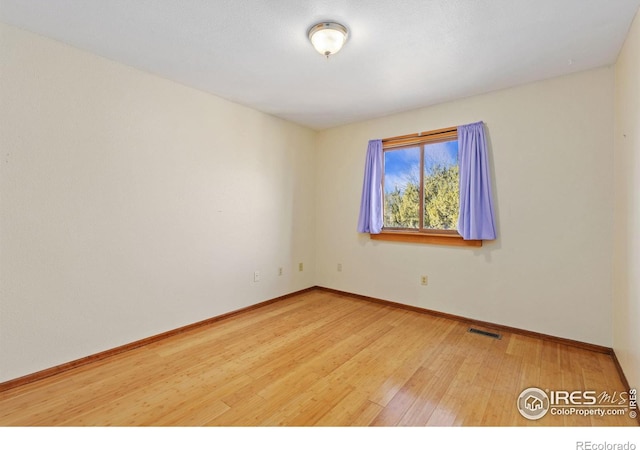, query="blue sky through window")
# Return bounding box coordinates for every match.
[384,146,419,194]
[425,140,458,175]
[384,141,458,194]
